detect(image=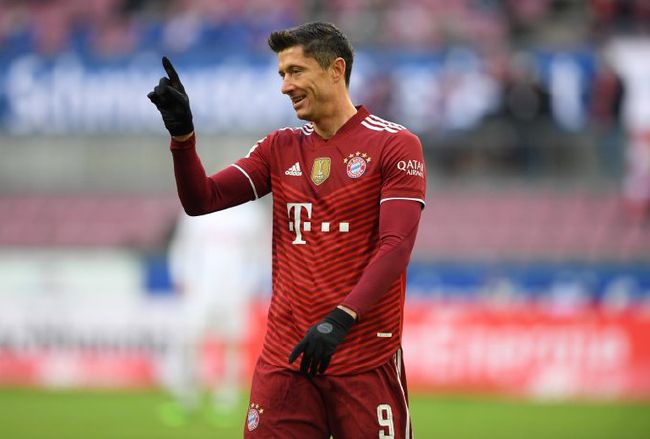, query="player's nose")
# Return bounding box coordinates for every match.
[281,77,295,95]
